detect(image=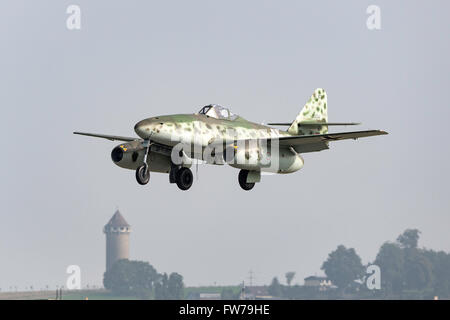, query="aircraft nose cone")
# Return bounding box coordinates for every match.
[134,120,152,139]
